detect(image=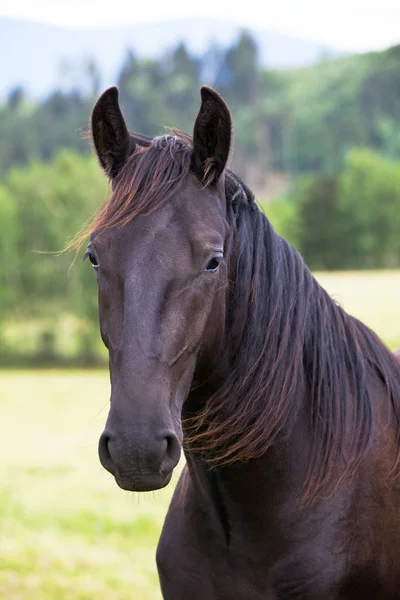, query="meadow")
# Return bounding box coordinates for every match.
[1,271,399,600]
